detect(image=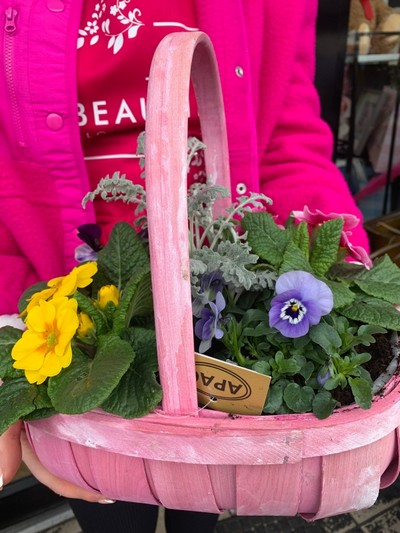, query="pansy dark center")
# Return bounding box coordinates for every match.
[280,298,307,324]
